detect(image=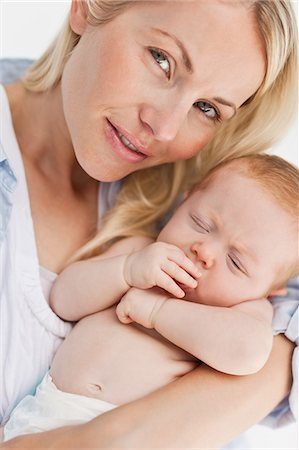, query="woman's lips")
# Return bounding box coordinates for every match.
[105,119,149,163]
